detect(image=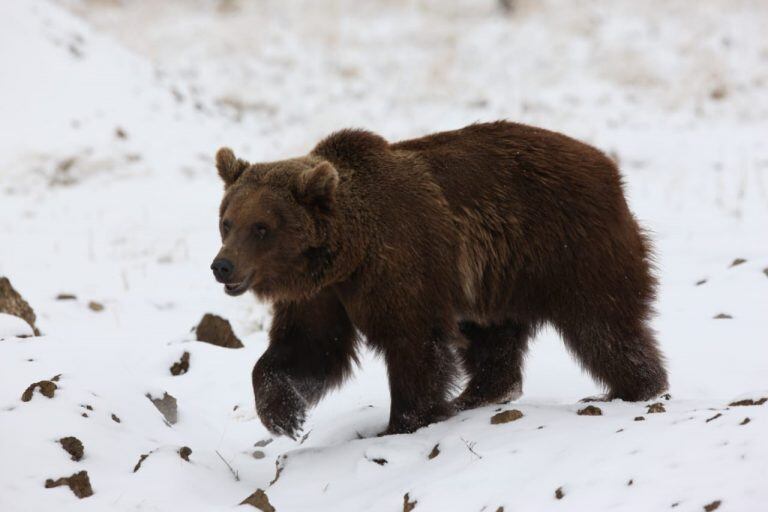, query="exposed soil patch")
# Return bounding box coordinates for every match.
[0,277,40,335]
[403,492,417,511]
[577,405,602,416]
[146,392,178,424]
[195,313,243,348]
[729,397,767,406]
[133,451,152,472]
[45,471,93,498]
[647,403,666,413]
[490,409,523,424]
[240,489,275,511]
[428,444,440,459]
[59,436,84,461]
[704,500,722,511]
[21,380,57,401]
[170,351,190,376]
[179,446,192,461]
